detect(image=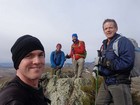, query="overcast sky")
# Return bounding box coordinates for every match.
[0,0,140,63]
